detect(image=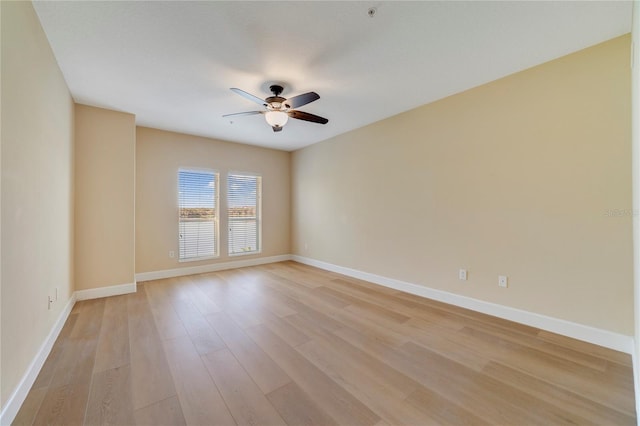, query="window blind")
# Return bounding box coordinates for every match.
[228,173,261,255]
[178,169,219,260]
